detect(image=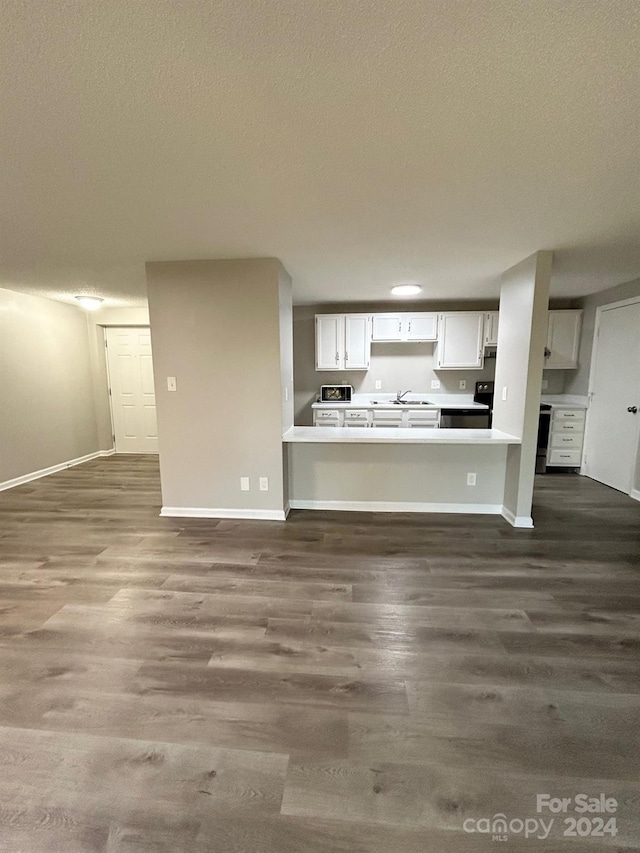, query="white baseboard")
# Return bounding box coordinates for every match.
[283,502,291,518]
[631,489,640,503]
[0,449,115,493]
[288,500,502,514]
[160,506,288,521]
[501,506,534,528]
